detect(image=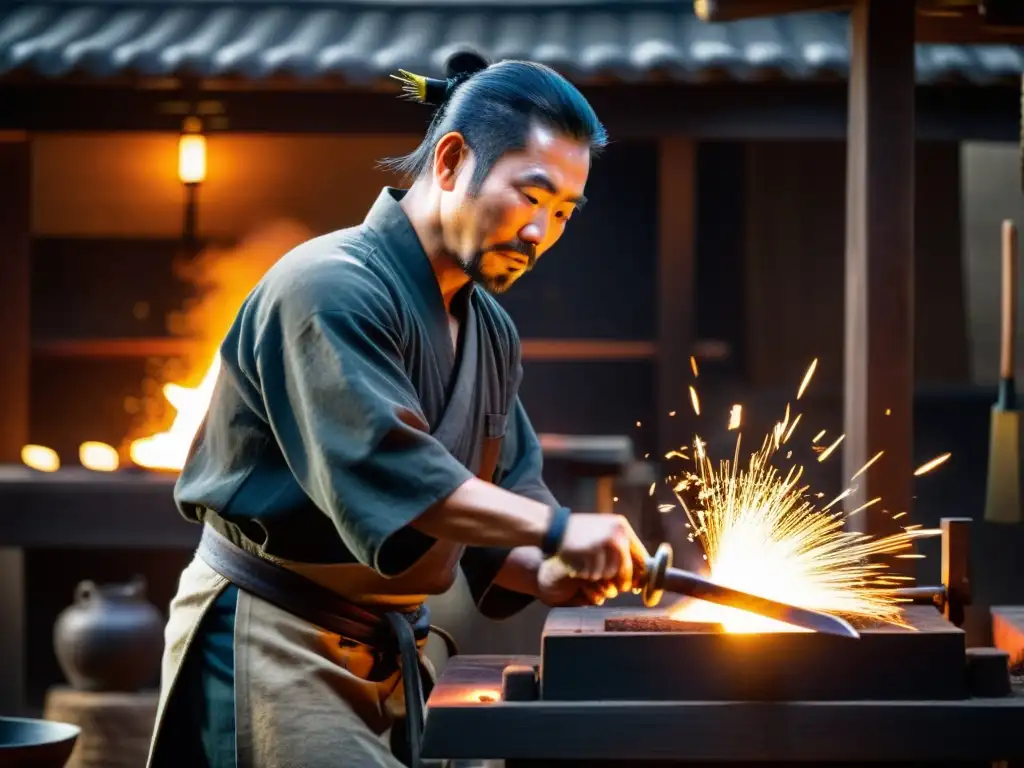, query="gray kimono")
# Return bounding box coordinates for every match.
[147,187,558,768]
